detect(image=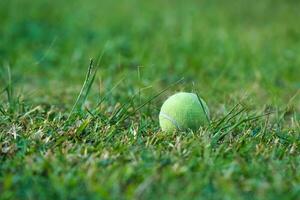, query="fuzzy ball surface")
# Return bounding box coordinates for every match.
[159,92,210,132]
